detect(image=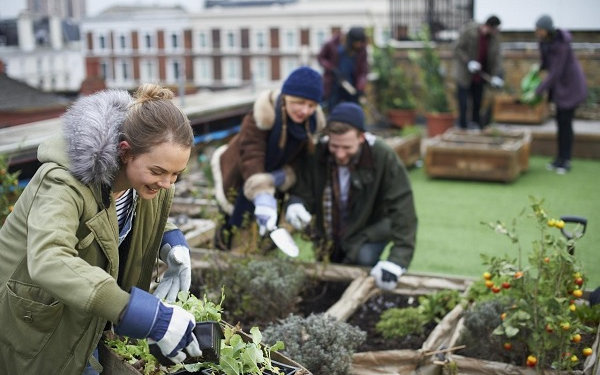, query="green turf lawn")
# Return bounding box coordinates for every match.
[407,154,600,289]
